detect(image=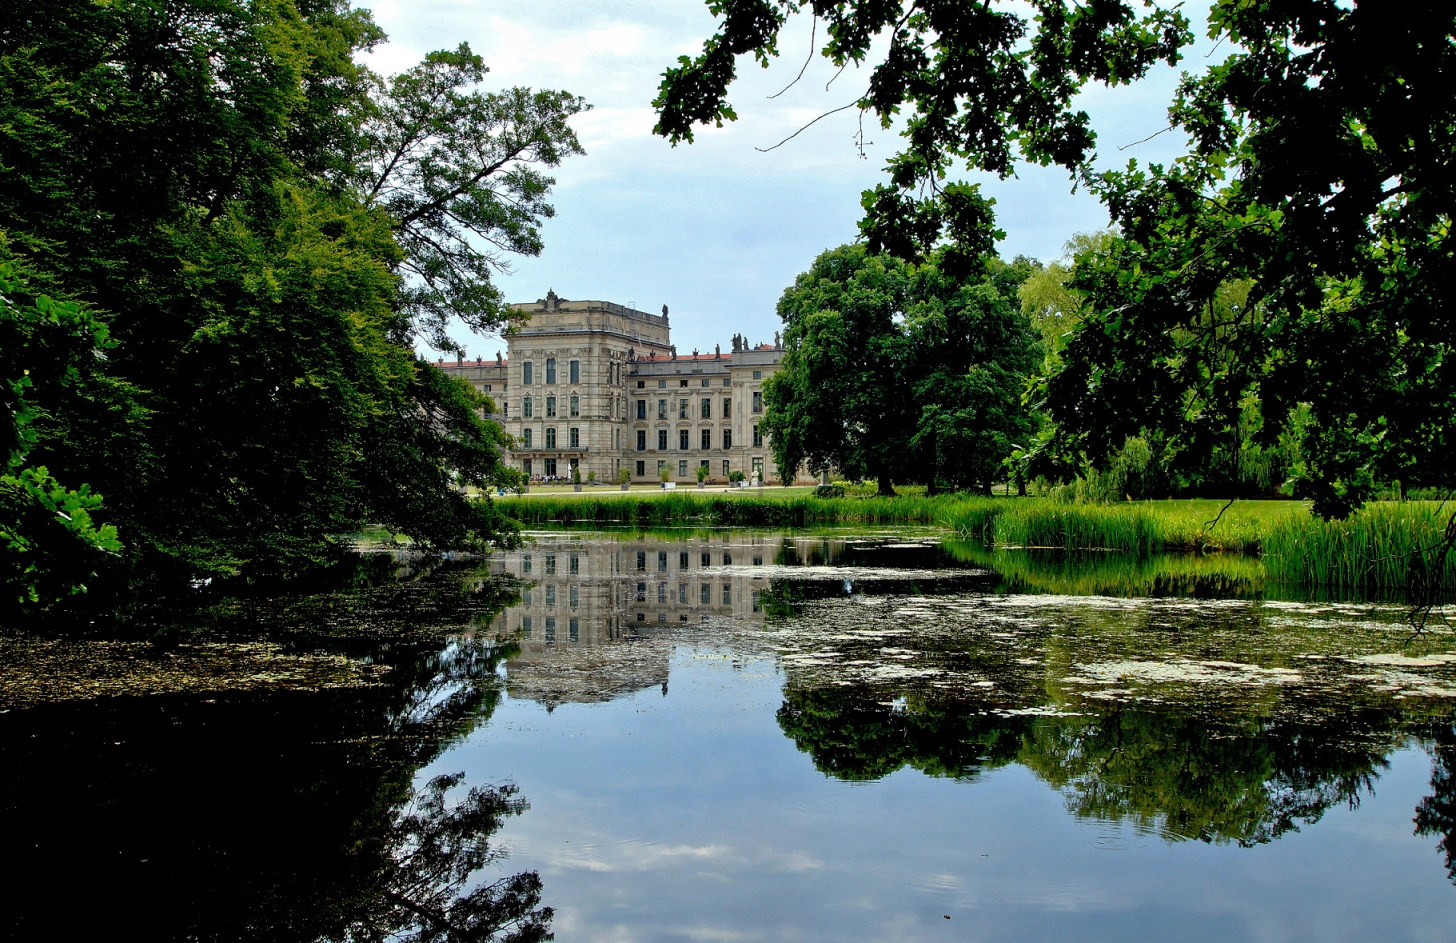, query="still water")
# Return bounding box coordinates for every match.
[5,529,1456,942]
